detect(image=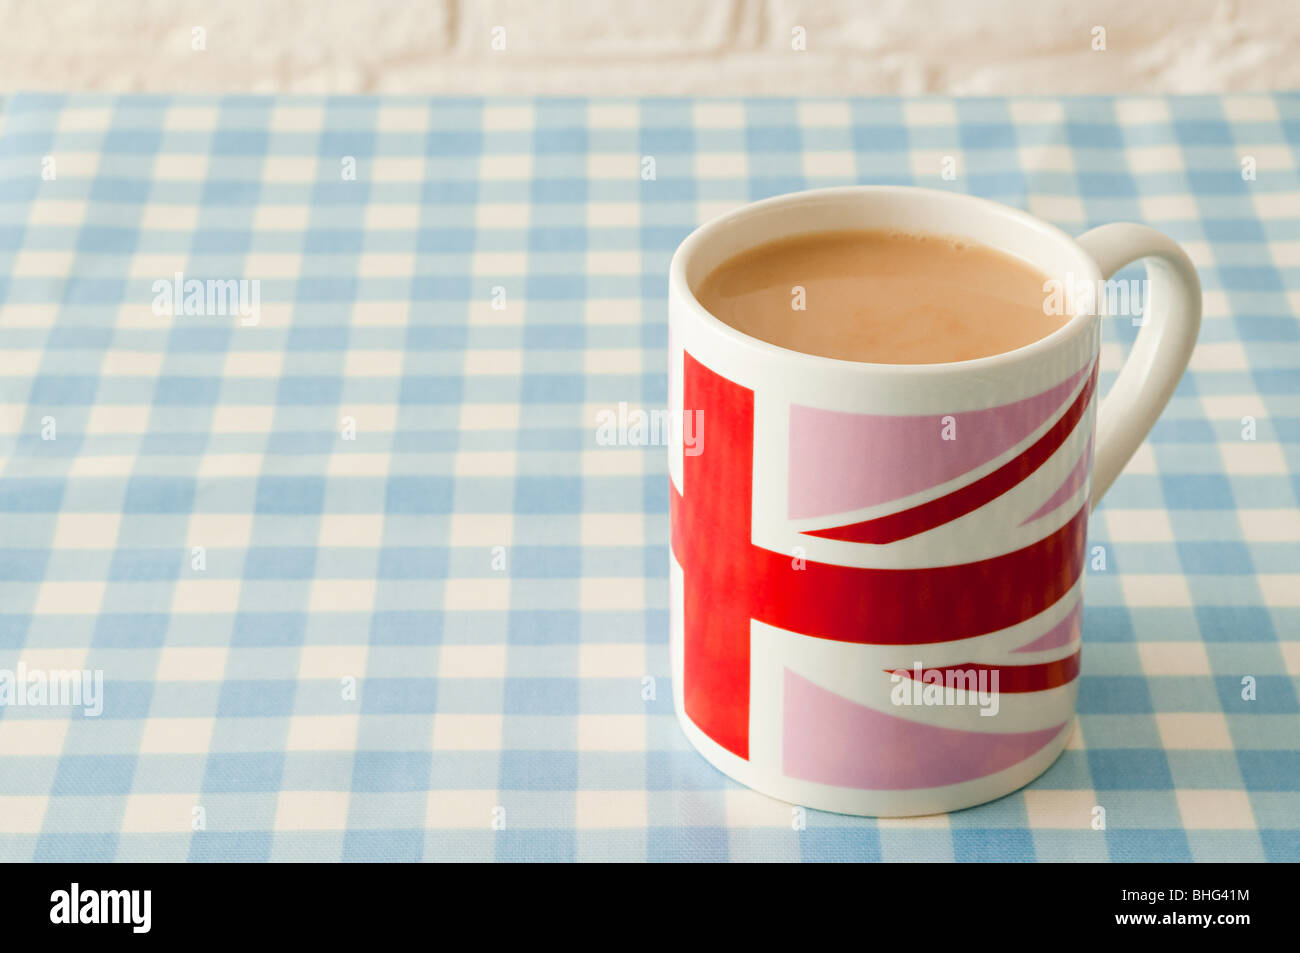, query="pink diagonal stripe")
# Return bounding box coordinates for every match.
[804,362,1096,545]
[788,361,1091,521]
[782,669,1067,790]
[1012,602,1082,653]
[1020,436,1094,526]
